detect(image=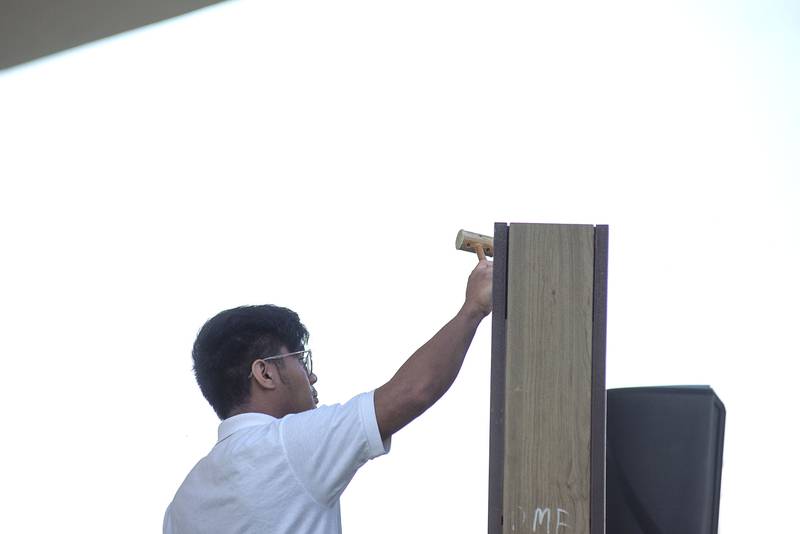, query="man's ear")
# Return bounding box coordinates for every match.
[251,360,278,390]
